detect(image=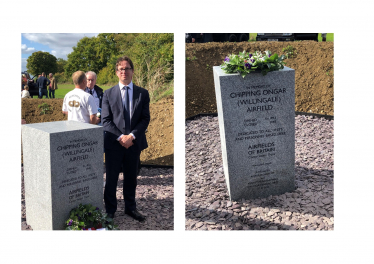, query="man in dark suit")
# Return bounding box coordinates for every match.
[102,56,150,222]
[85,71,104,109]
[85,71,104,125]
